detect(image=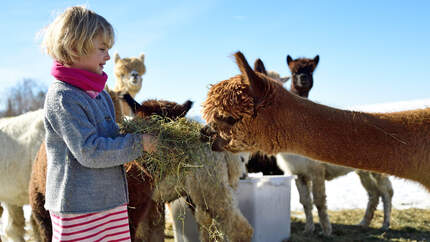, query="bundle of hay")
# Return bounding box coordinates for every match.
[119,116,208,183]
[120,116,254,241]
